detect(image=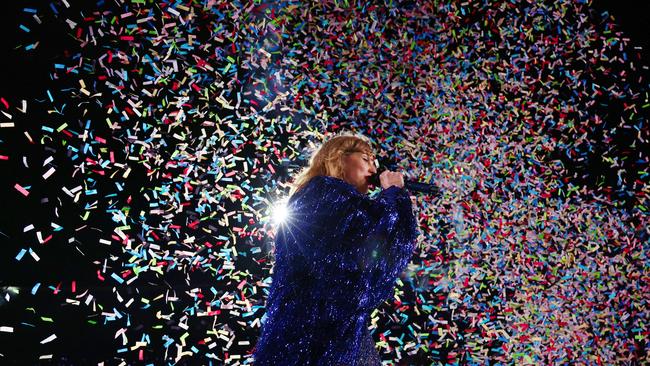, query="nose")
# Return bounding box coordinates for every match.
[369,164,377,174]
